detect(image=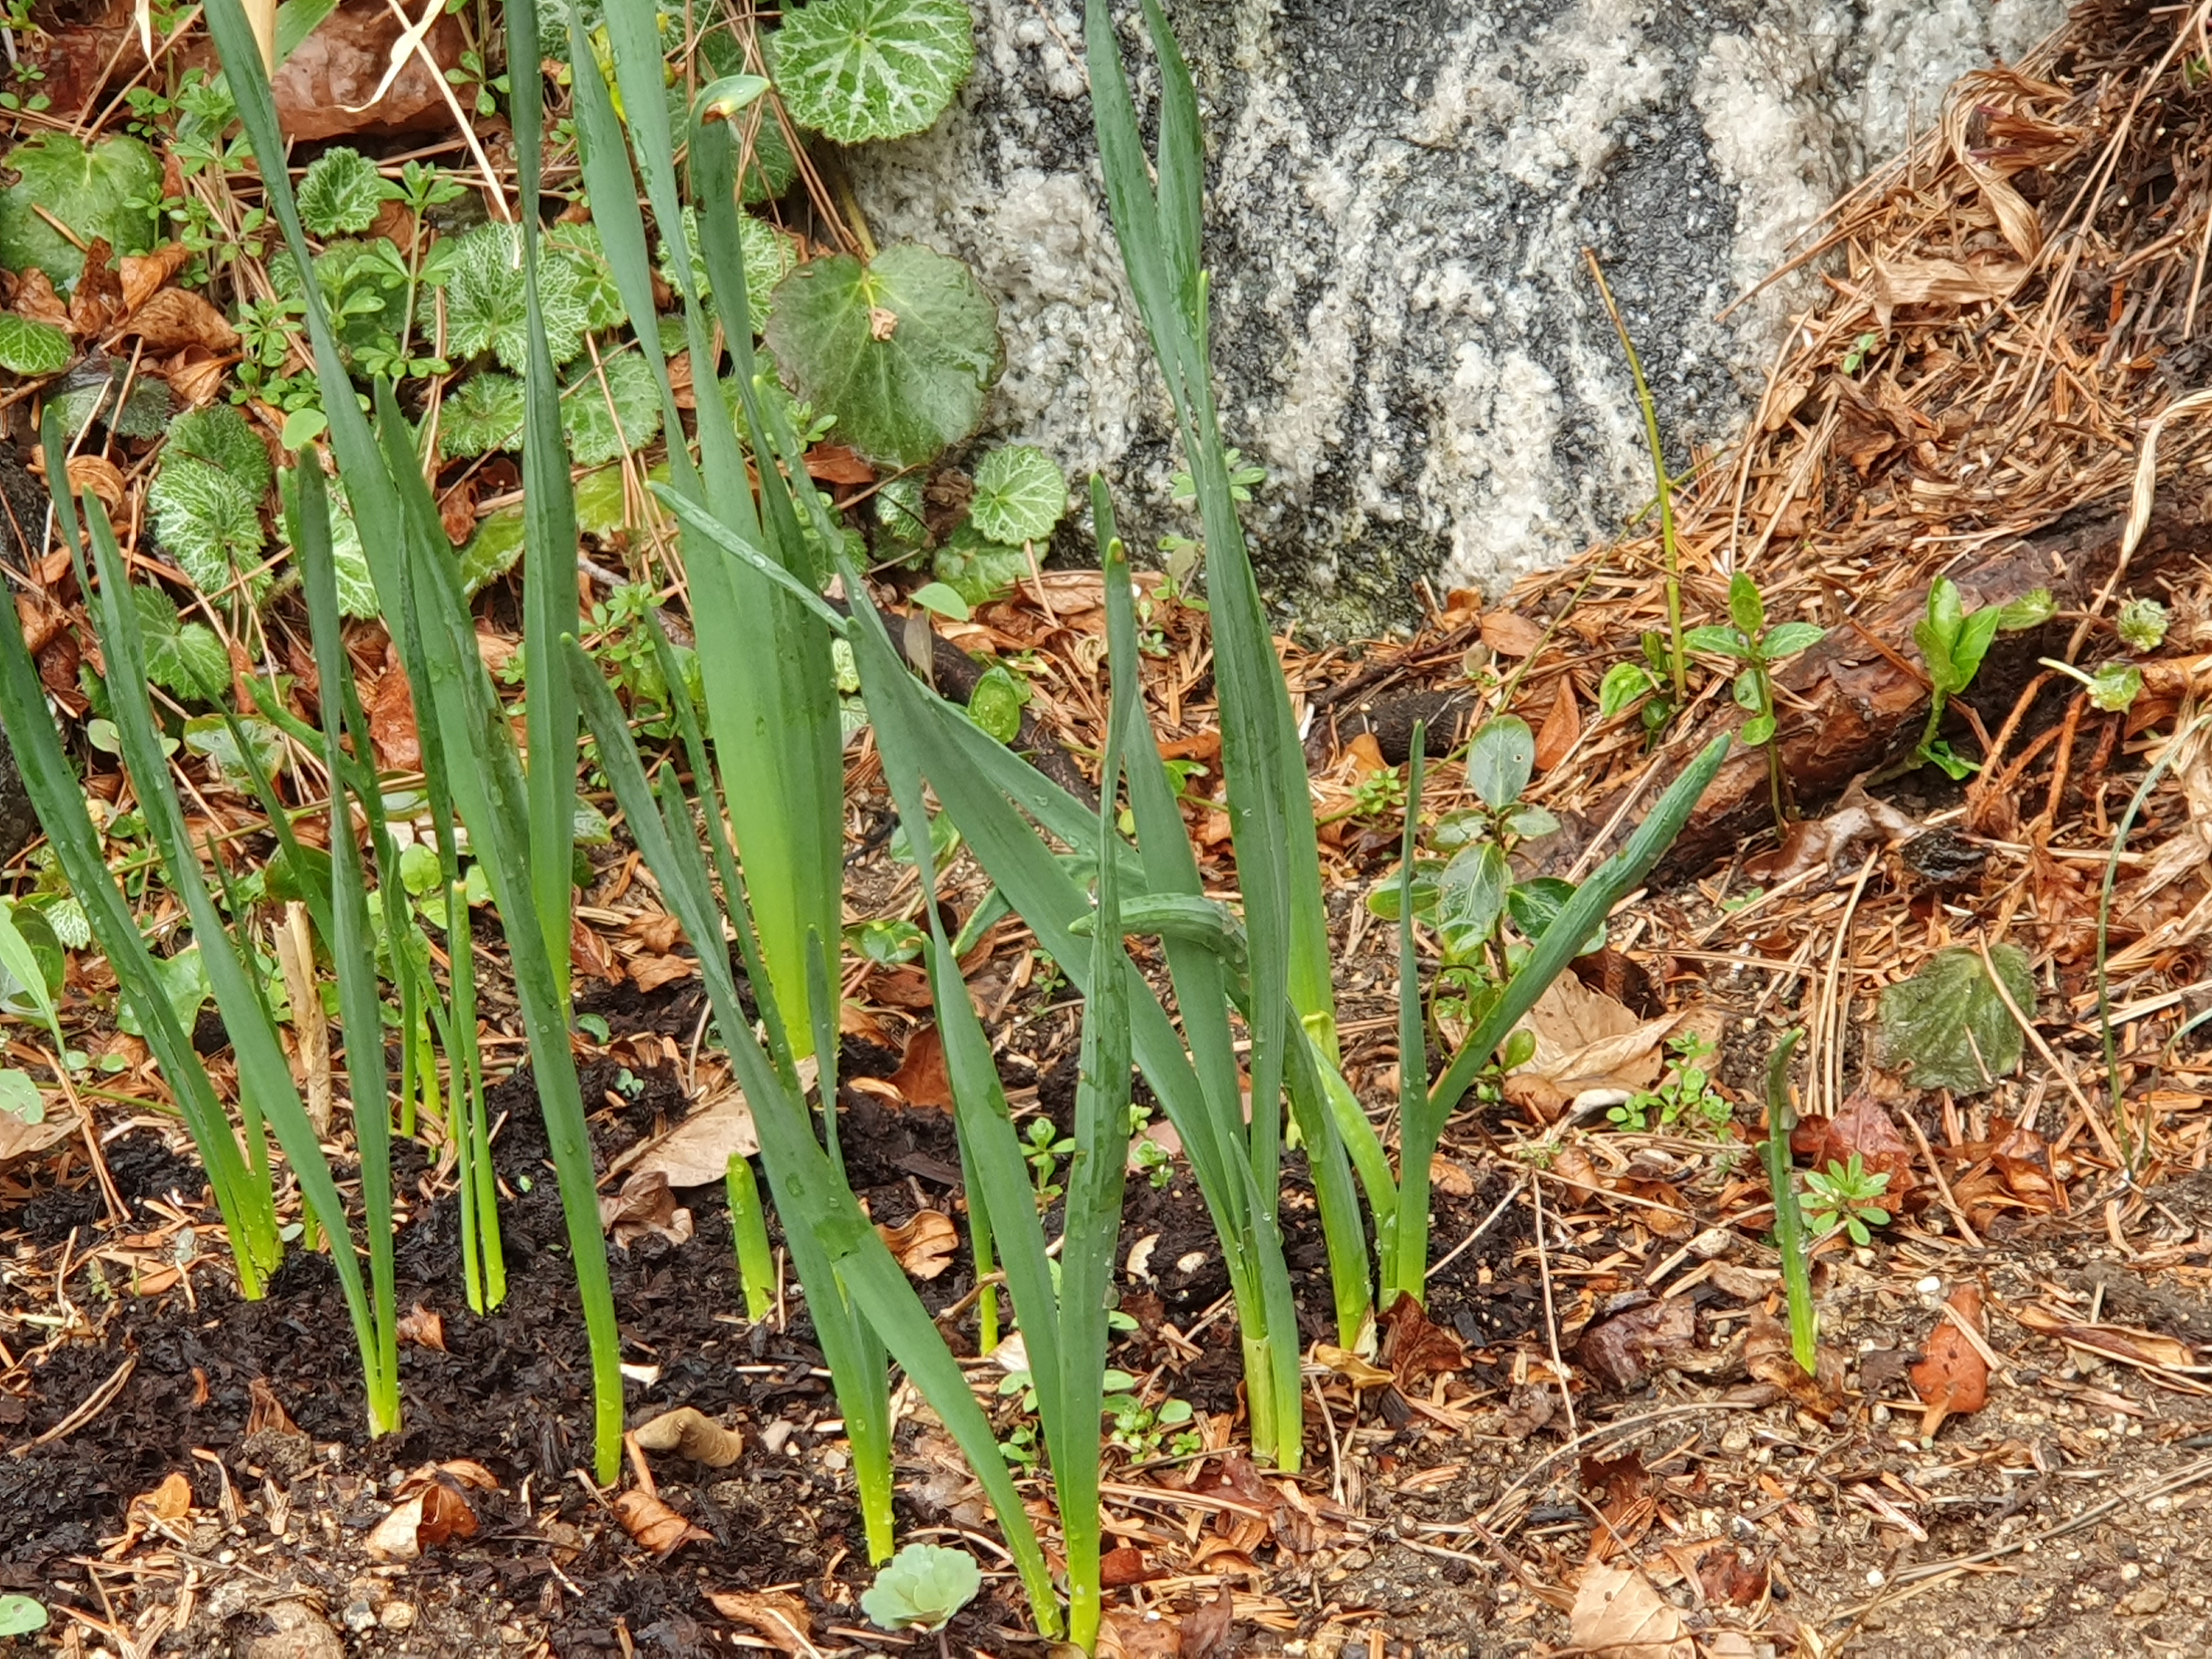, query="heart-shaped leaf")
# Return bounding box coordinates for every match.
[764,243,1002,467]
[296,147,398,238]
[133,583,228,699]
[1877,944,2033,1093]
[770,0,975,144]
[0,314,72,376]
[1467,716,1534,811]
